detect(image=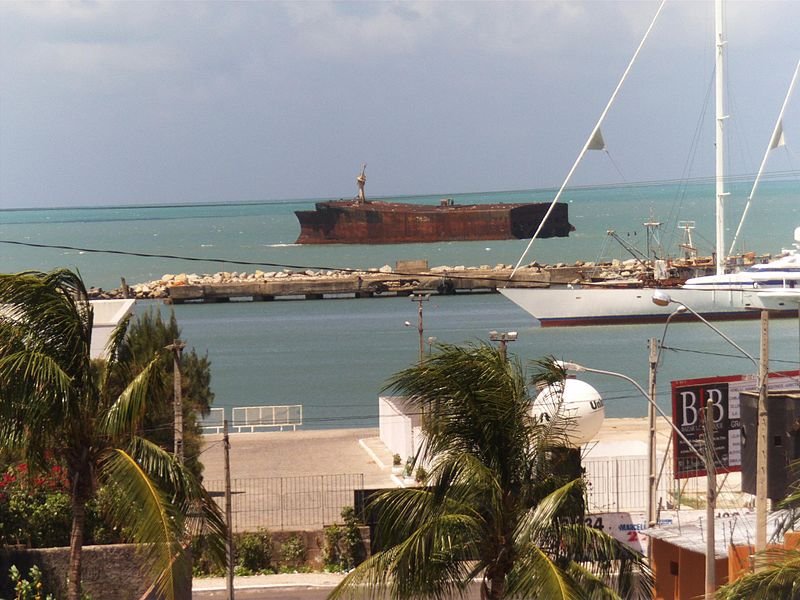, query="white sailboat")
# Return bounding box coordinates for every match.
[501,1,799,327]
